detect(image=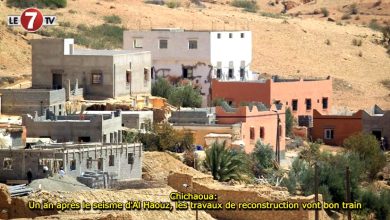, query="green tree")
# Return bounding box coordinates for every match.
[251,140,274,177]
[285,107,295,137]
[343,133,386,180]
[151,77,173,99]
[168,85,202,108]
[204,142,251,182]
